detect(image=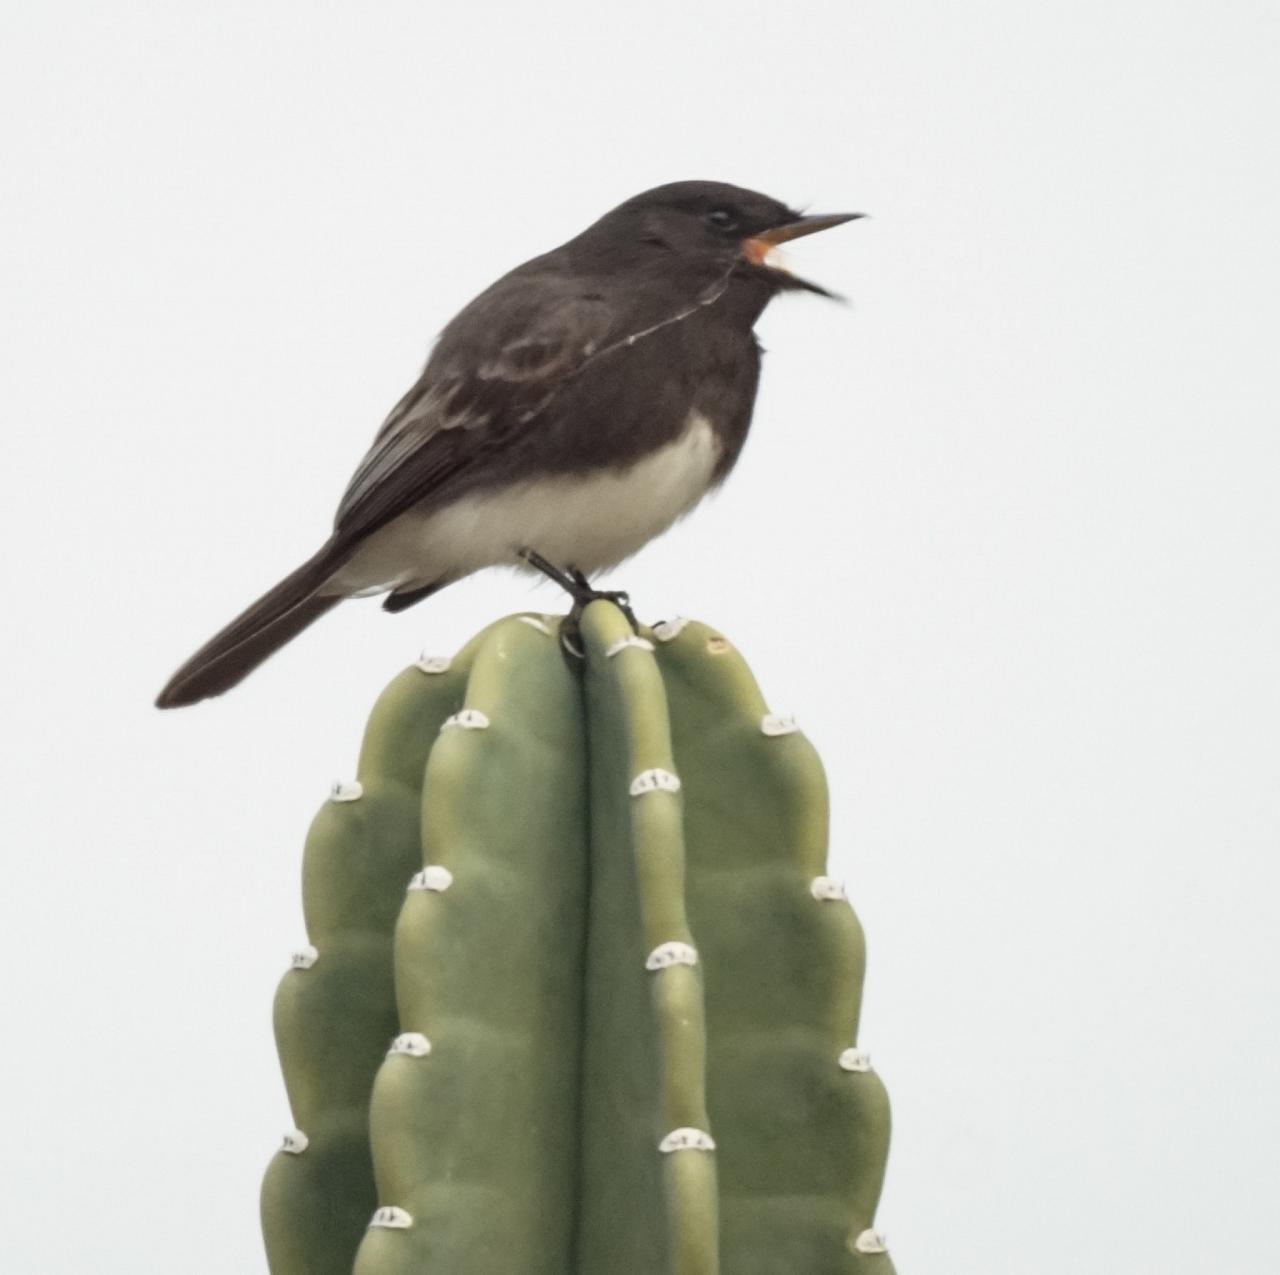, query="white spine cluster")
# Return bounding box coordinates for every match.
[645,941,699,970]
[407,865,454,892]
[369,1206,413,1230]
[658,1127,716,1153]
[760,713,799,737]
[651,617,690,642]
[630,768,681,796]
[605,634,656,657]
[810,876,848,902]
[854,1227,889,1254]
[388,1032,432,1058]
[290,945,319,970]
[441,709,490,731]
